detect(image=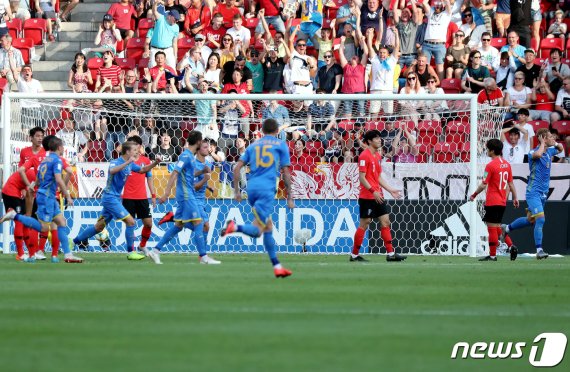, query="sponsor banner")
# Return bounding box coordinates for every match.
[76,163,108,198]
